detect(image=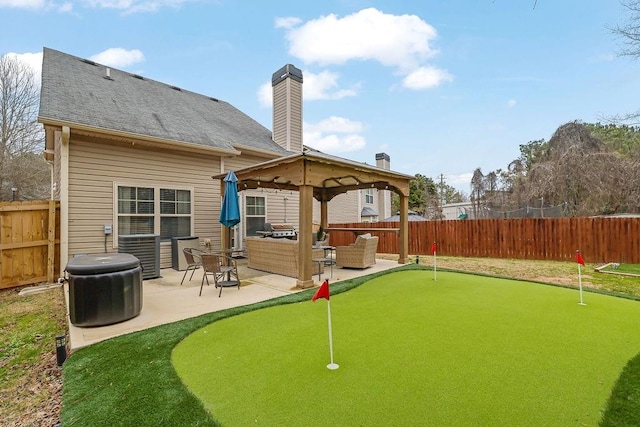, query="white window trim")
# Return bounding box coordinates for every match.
[364,188,374,204]
[112,182,195,248]
[244,191,267,238]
